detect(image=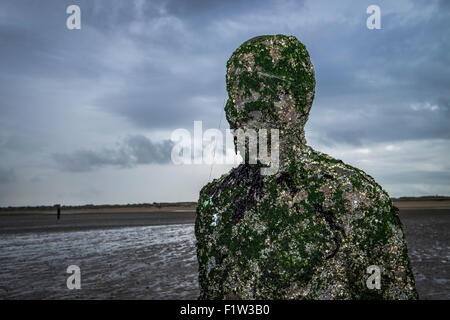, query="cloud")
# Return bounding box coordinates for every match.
[410,102,441,112]
[312,138,450,197]
[53,135,174,172]
[0,0,449,205]
[124,135,174,164]
[2,0,448,144]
